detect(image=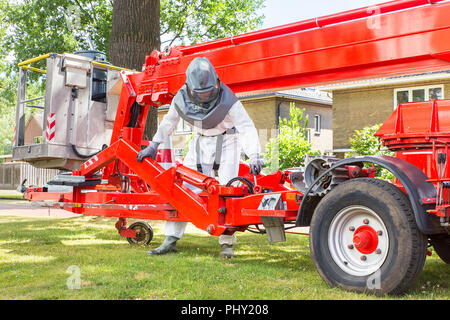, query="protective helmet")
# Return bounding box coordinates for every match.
[185,57,220,105]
